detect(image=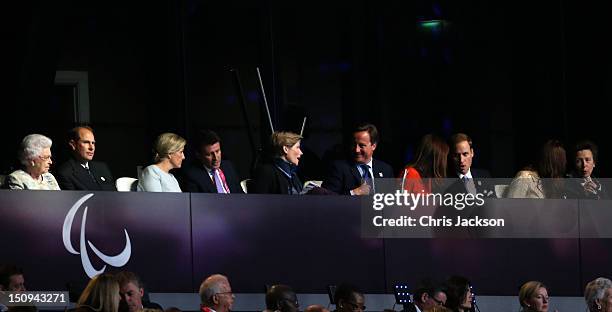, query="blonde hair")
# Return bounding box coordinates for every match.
[270,132,302,157]
[519,281,546,310]
[77,273,120,312]
[153,133,186,163]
